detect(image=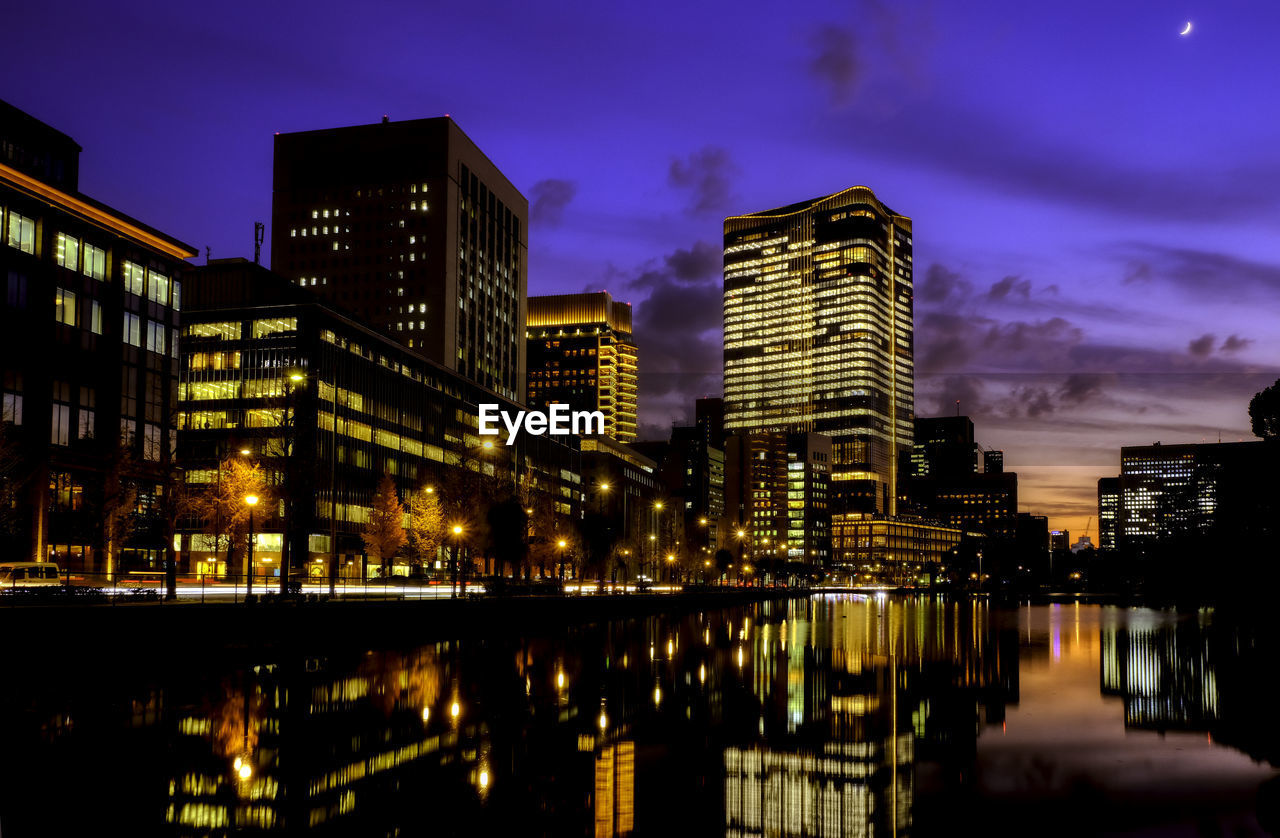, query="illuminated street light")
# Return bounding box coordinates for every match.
[245,494,259,594]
